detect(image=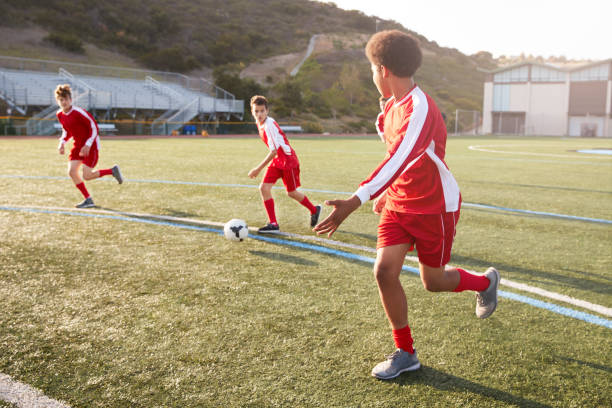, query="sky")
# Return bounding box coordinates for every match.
[317,0,611,61]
